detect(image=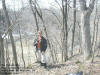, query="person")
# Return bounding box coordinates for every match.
[34,31,47,68]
